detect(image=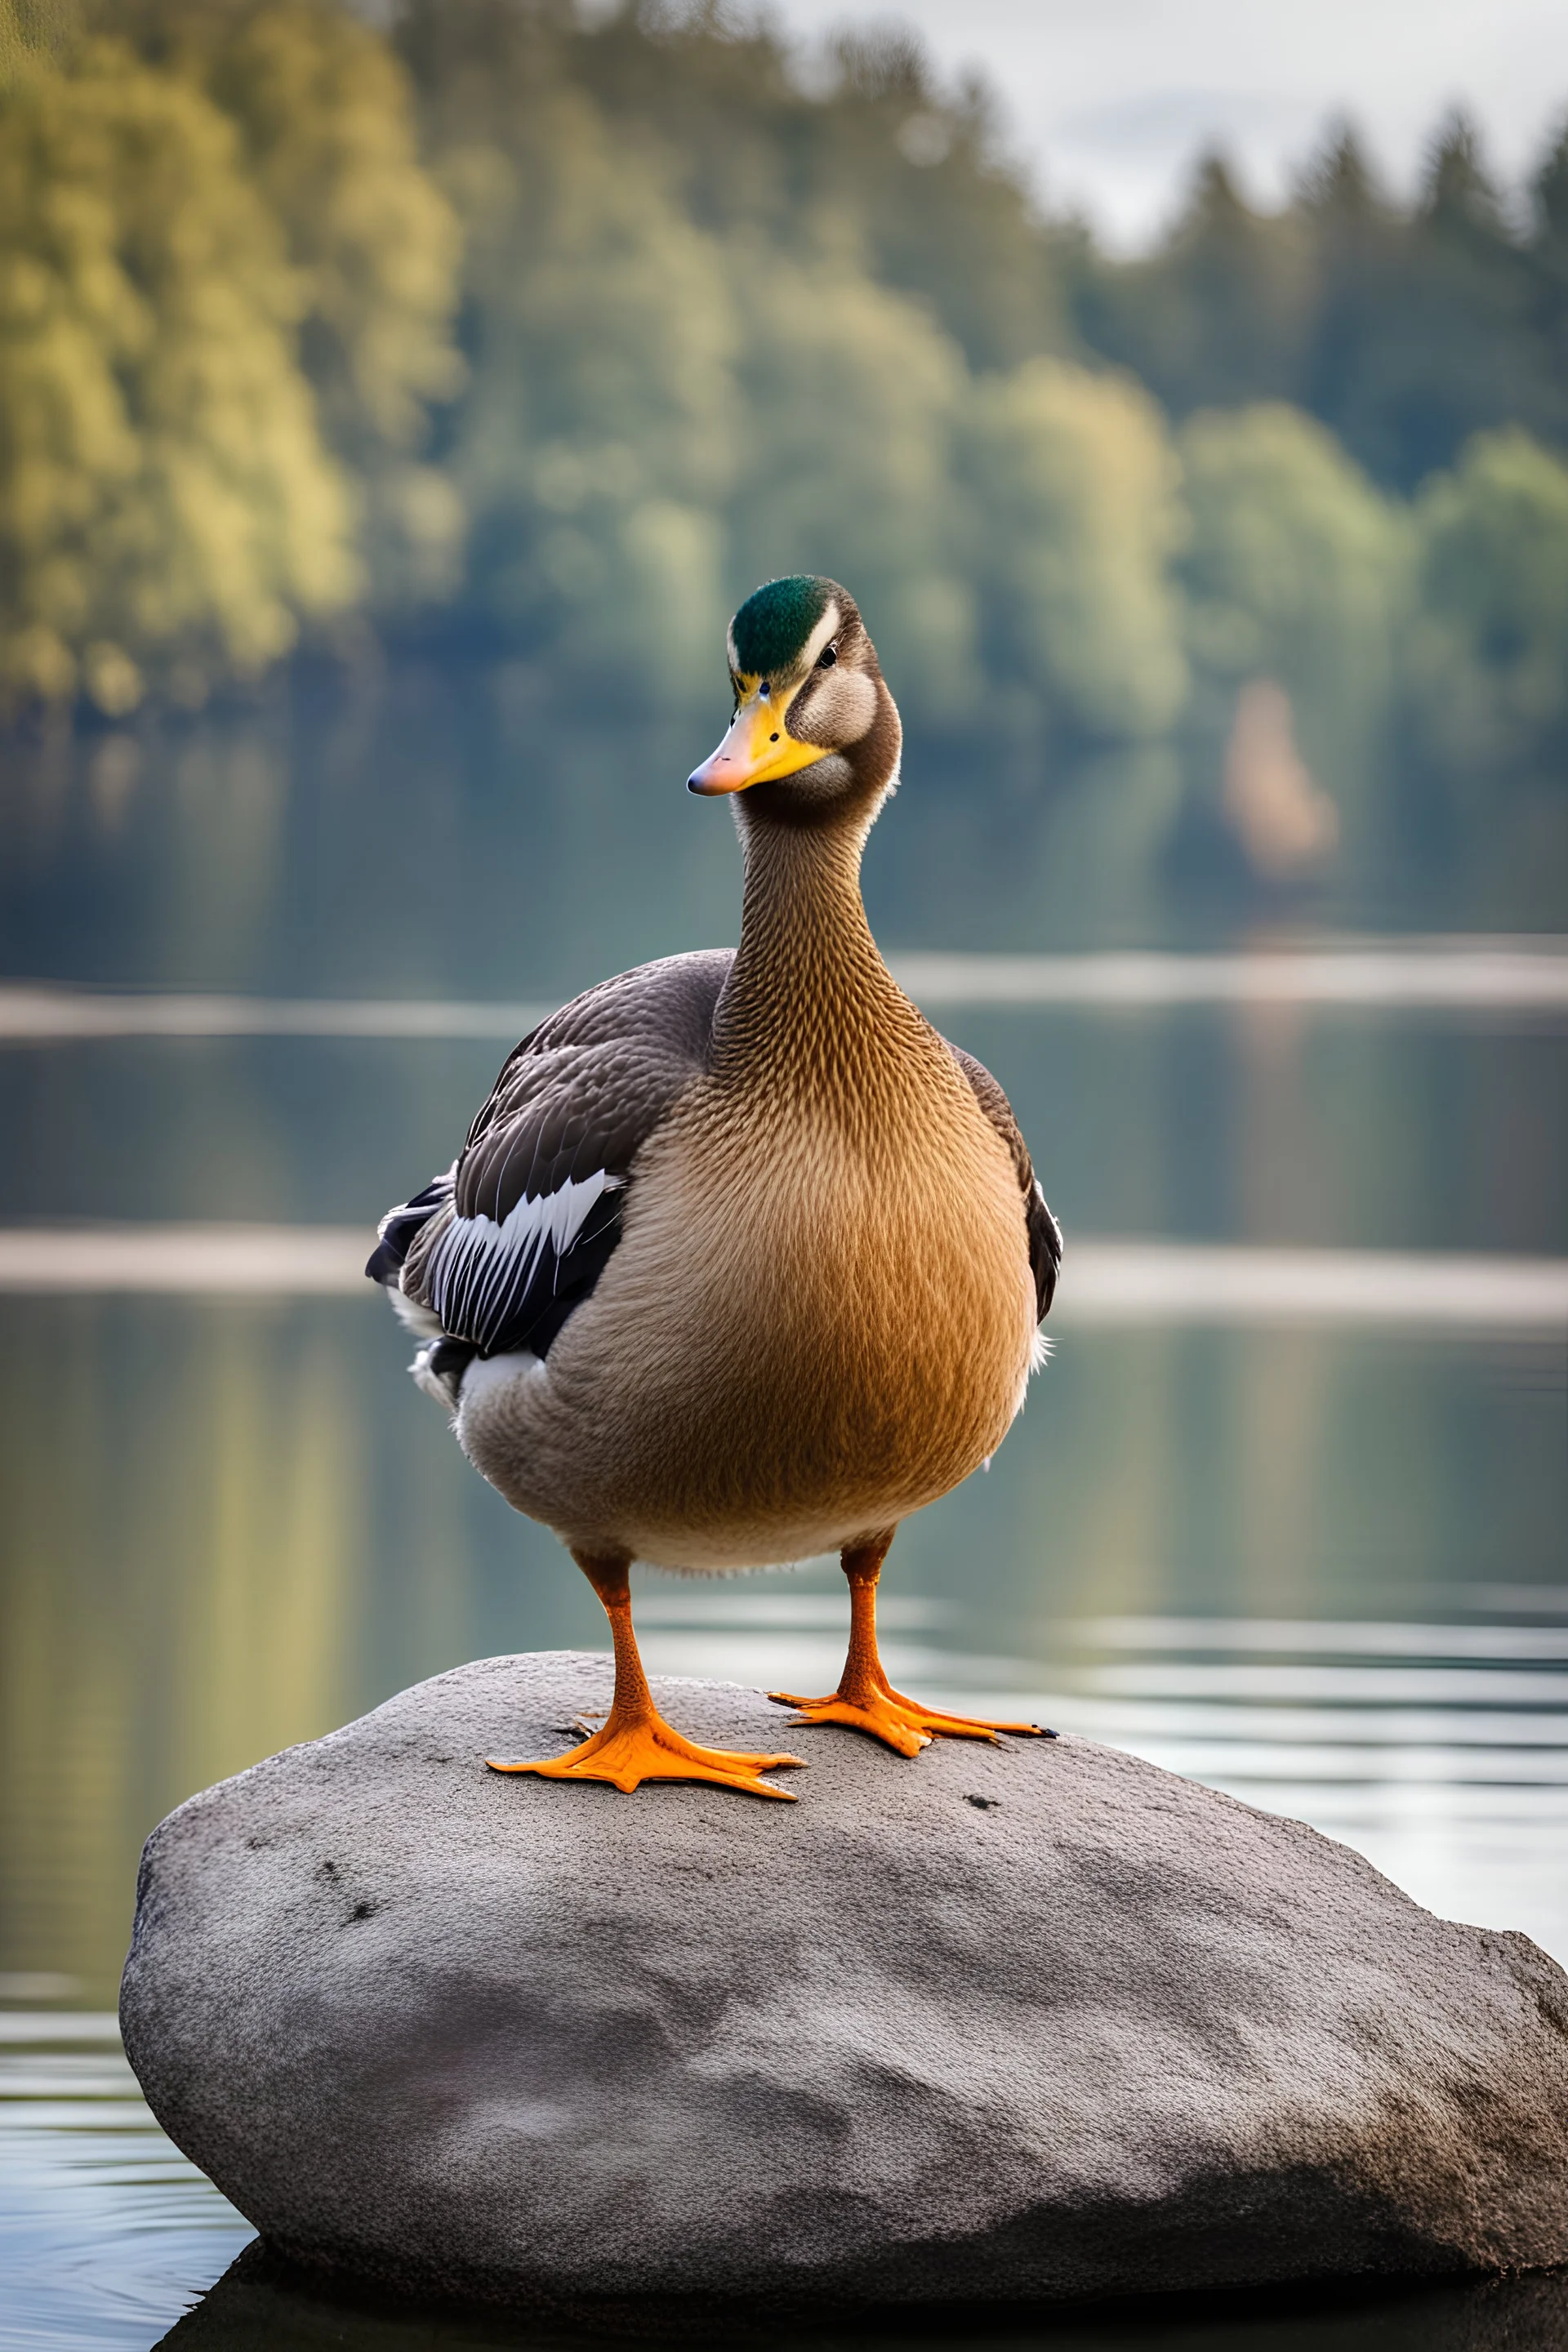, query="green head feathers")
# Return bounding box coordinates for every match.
[728,576,835,679]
